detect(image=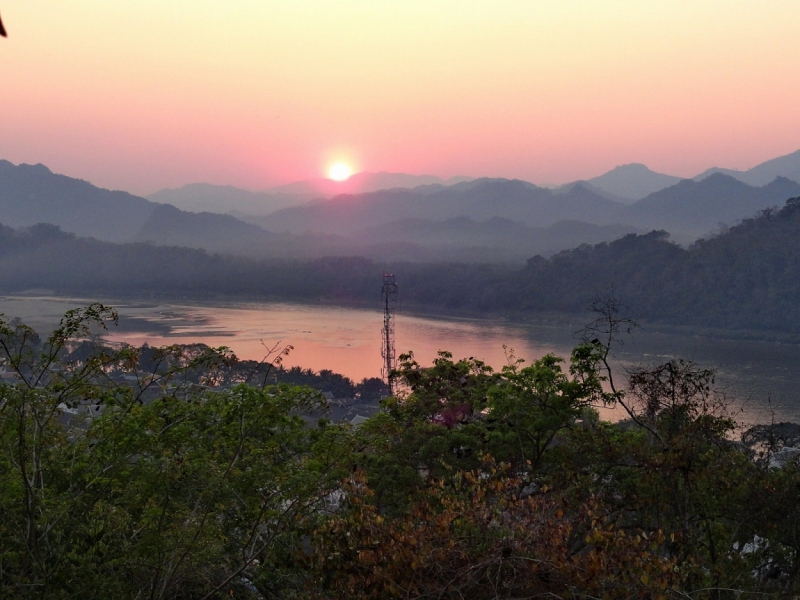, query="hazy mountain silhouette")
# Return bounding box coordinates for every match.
[692,167,742,181]
[252,179,626,235]
[551,180,627,203]
[6,197,800,332]
[0,160,320,259]
[622,174,800,237]
[267,171,471,198]
[6,158,800,264]
[693,149,800,187]
[349,217,640,263]
[147,184,303,217]
[253,172,800,243]
[0,160,156,241]
[582,163,683,201]
[564,148,800,201]
[134,204,291,256]
[2,160,632,263]
[148,172,473,218]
